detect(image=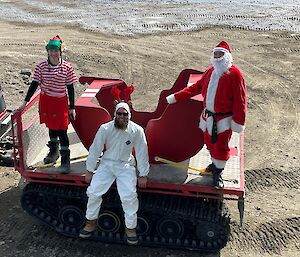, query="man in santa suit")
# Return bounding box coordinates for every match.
[166,41,247,189]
